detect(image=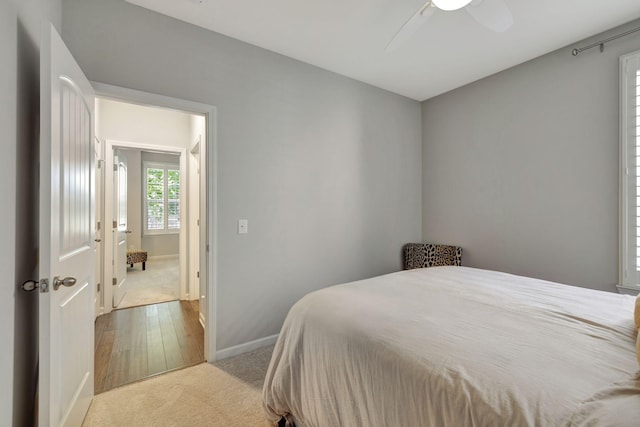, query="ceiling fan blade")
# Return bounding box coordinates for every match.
[386,1,435,52]
[466,0,513,33]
